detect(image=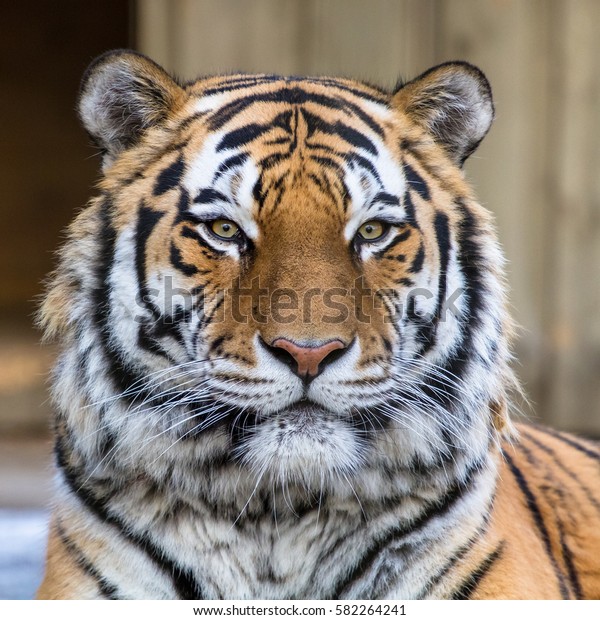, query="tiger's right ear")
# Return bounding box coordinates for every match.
[393,62,494,166]
[78,50,184,166]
